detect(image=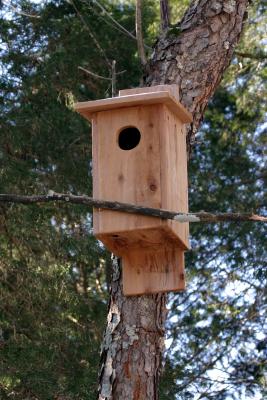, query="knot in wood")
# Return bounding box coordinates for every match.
[149,184,157,192]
